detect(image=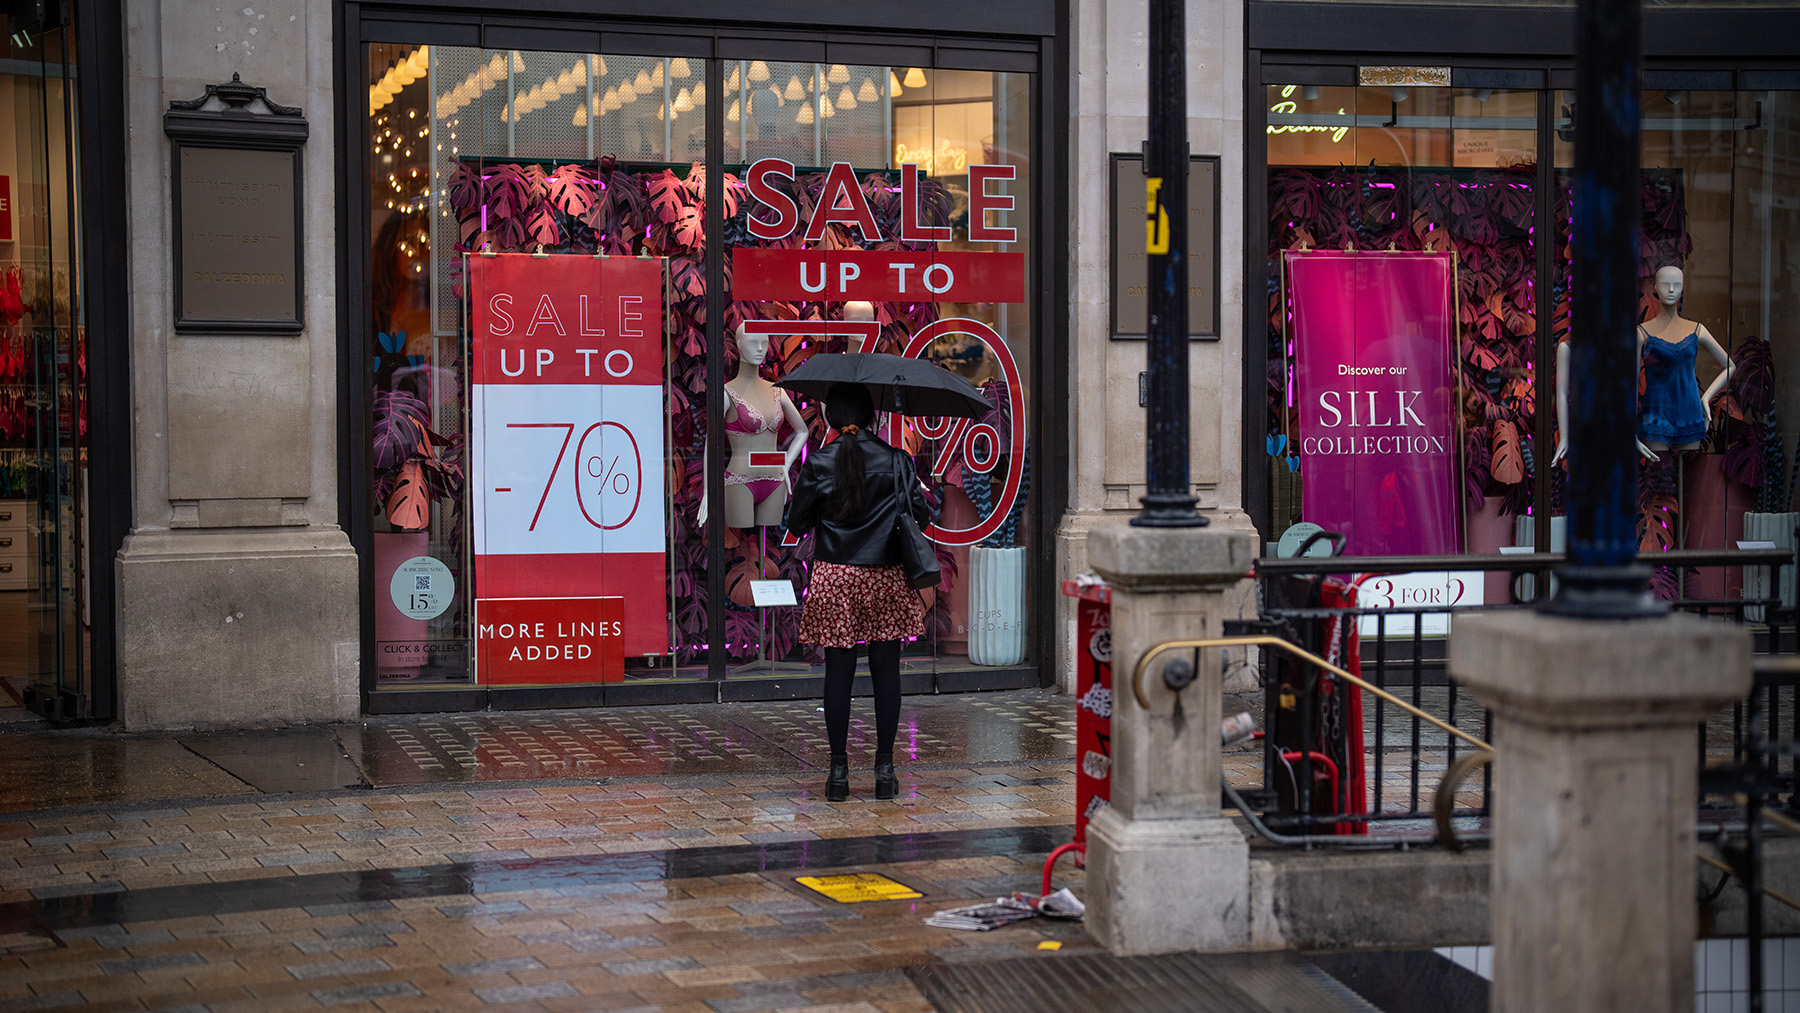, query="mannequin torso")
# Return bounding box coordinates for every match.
[698,324,808,528]
[1636,266,1731,453]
